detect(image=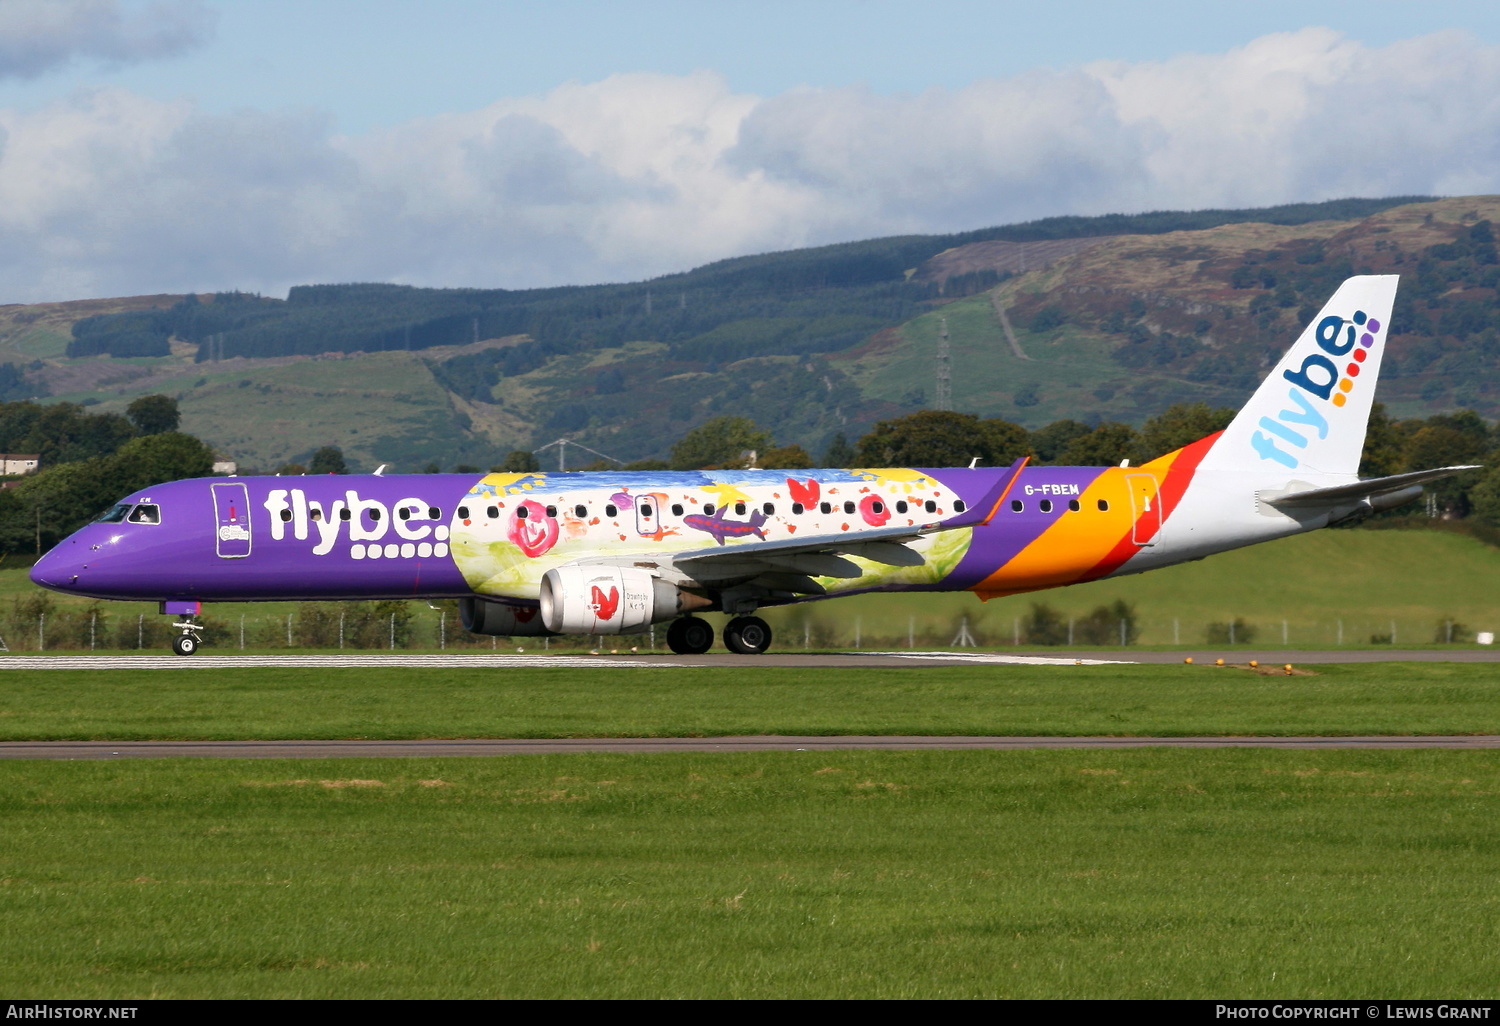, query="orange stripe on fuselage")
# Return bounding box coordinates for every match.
[970,431,1220,599]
